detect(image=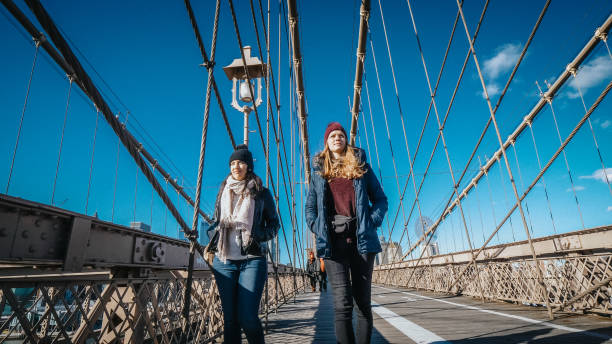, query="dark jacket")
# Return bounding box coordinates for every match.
[206,175,280,257]
[306,259,319,278]
[305,148,388,258]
